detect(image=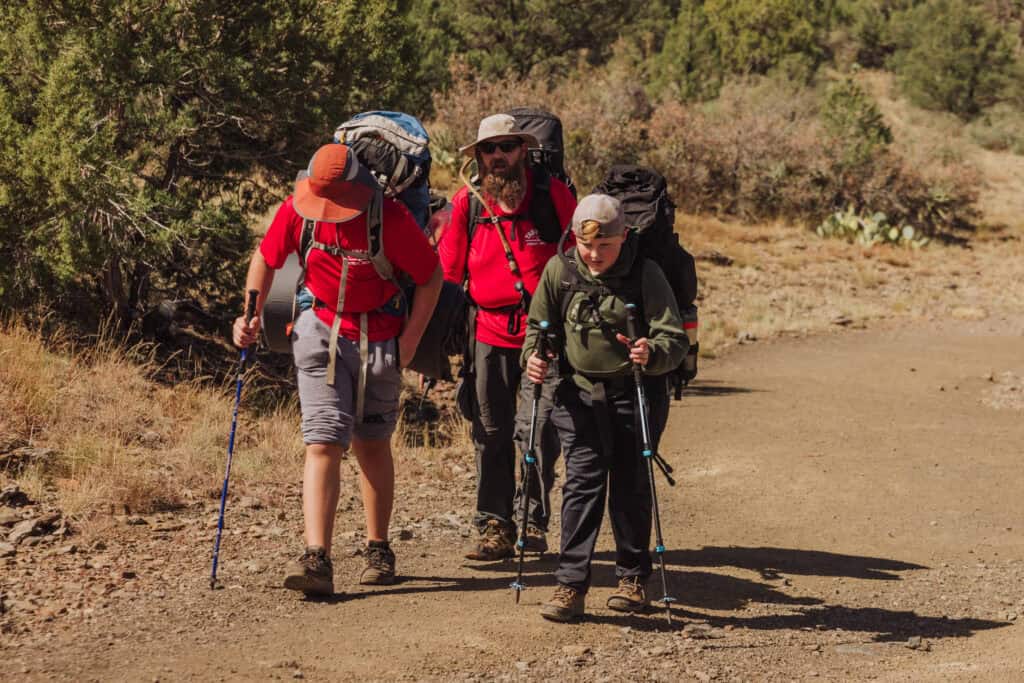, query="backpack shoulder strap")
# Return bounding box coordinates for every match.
[527,166,563,244]
[365,190,397,285]
[299,218,316,267]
